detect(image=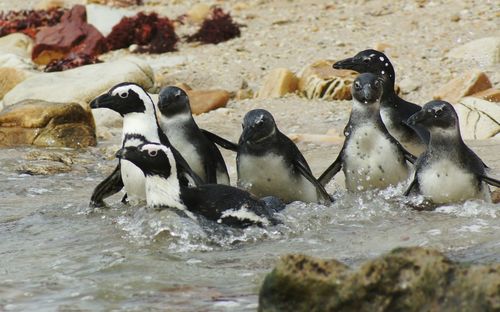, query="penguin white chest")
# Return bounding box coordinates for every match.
[120,159,146,203]
[237,154,317,203]
[169,131,204,179]
[418,160,484,204]
[343,125,409,191]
